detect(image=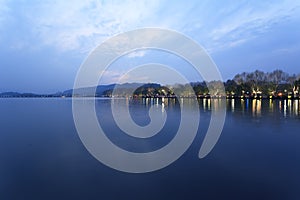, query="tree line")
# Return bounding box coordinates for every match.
[131,70,300,98]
